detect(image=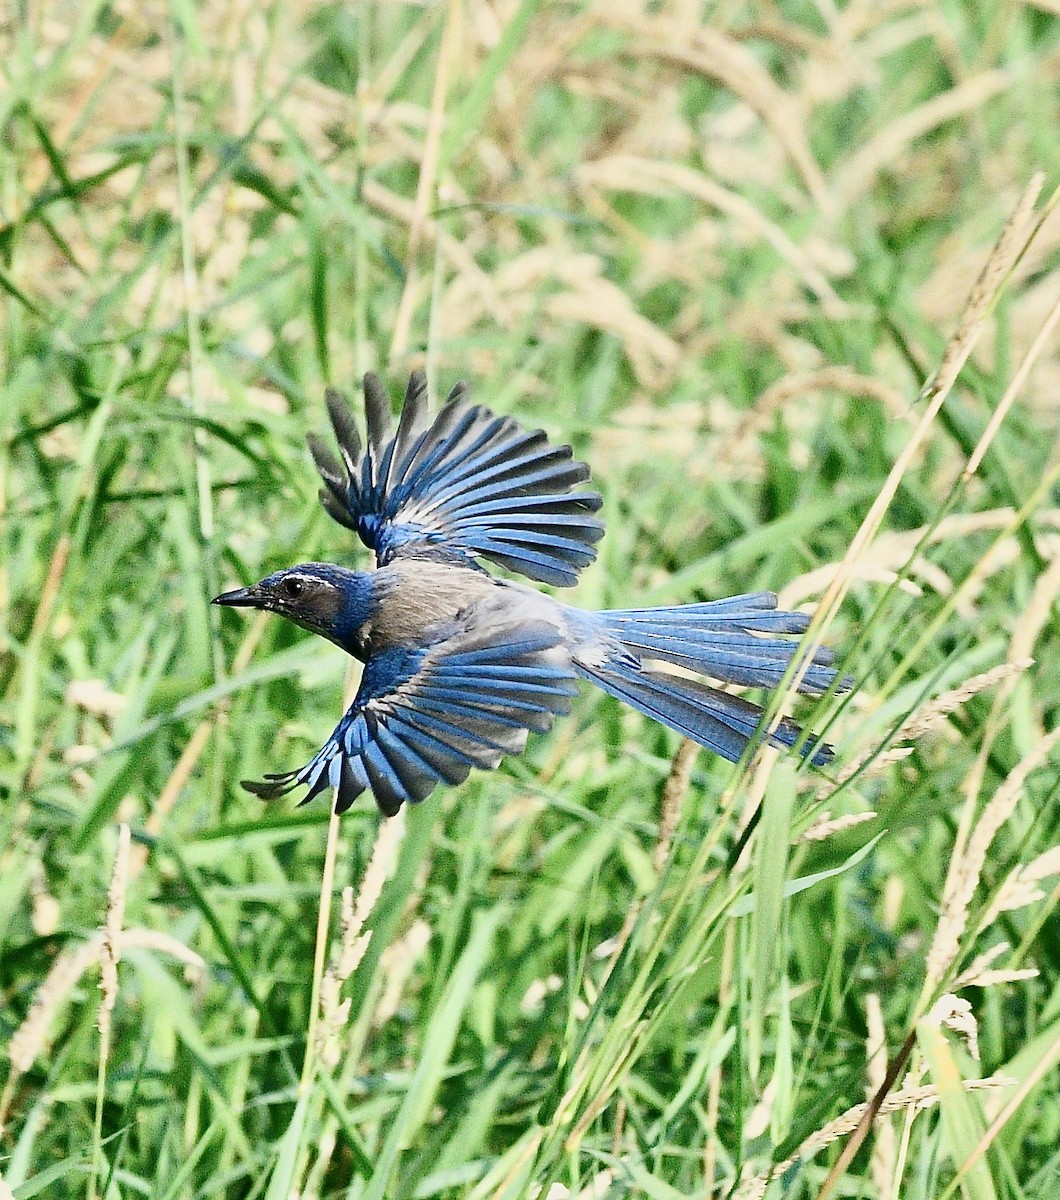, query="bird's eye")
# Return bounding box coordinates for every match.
[283,577,305,598]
